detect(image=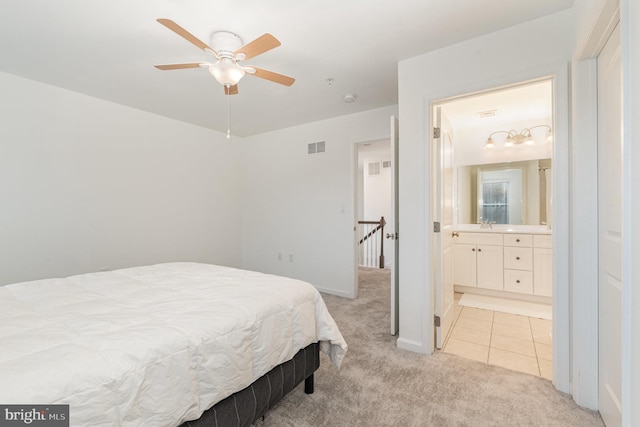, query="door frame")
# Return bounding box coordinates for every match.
[427,68,571,393]
[571,0,620,410]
